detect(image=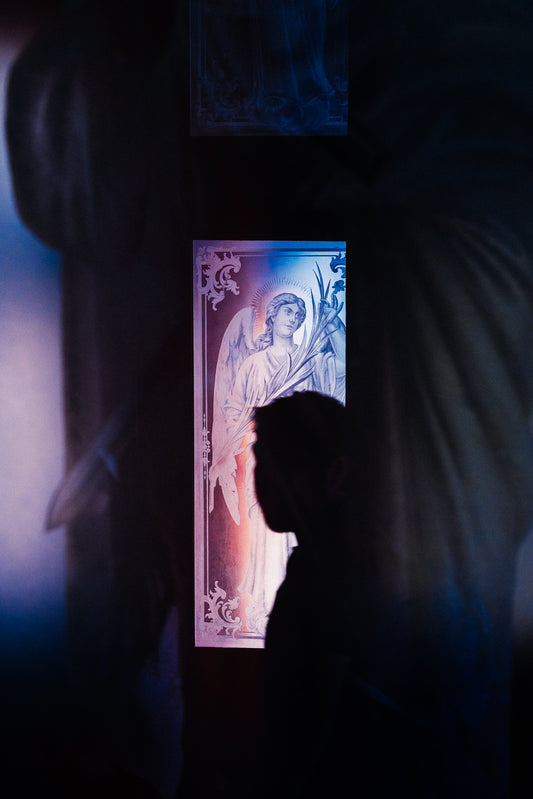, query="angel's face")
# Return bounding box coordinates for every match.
[272,303,301,339]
